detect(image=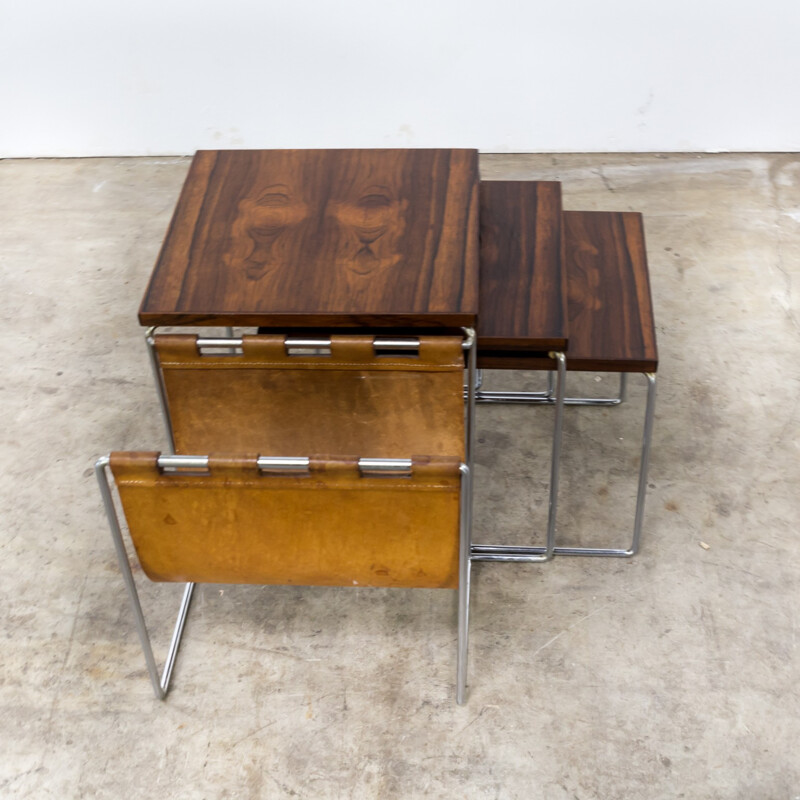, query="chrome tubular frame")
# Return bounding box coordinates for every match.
[471,351,566,563]
[474,372,656,559]
[95,456,194,699]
